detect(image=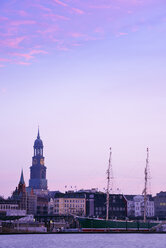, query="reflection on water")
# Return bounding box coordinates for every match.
[0,234,166,248]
